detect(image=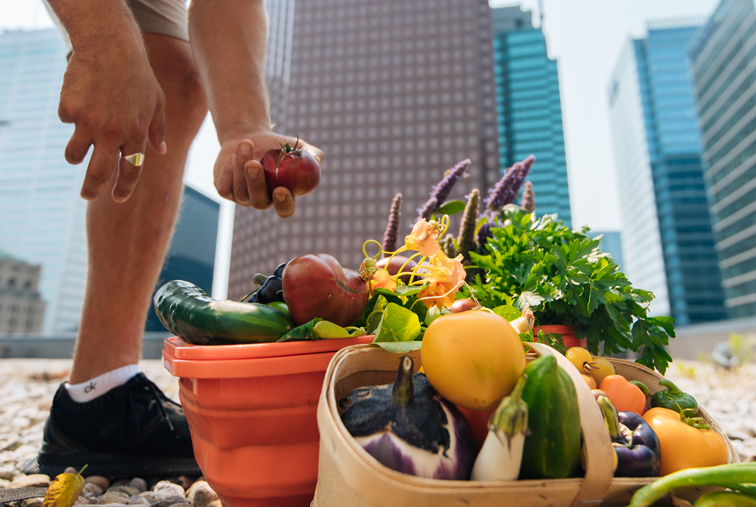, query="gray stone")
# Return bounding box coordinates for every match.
[150,496,188,507]
[108,485,140,497]
[152,482,184,499]
[0,464,17,480]
[166,503,191,507]
[129,478,147,493]
[20,497,44,507]
[86,476,110,490]
[9,475,50,489]
[98,504,129,507]
[130,496,150,505]
[82,483,104,497]
[98,492,130,505]
[64,467,78,474]
[75,497,92,505]
[186,482,217,507]
[0,479,10,489]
